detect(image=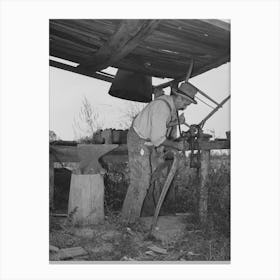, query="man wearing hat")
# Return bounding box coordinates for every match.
[121,82,198,223]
